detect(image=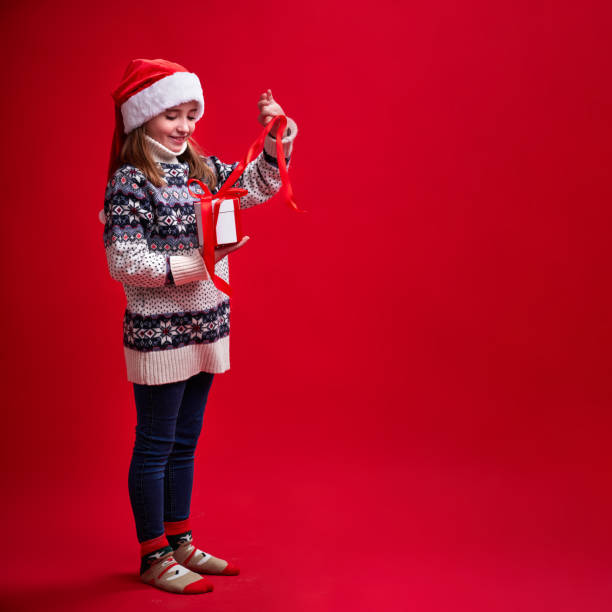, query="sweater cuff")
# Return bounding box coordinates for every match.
[169,252,210,285]
[263,116,298,159]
